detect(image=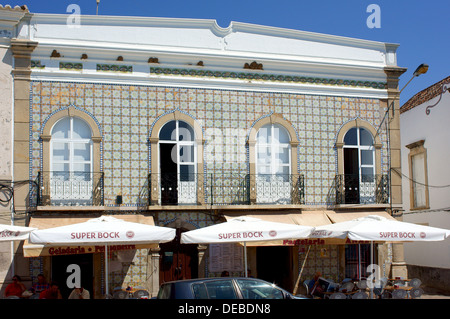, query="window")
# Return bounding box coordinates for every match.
[345,244,371,280]
[236,279,284,299]
[342,127,376,203]
[158,120,197,205]
[407,140,429,209]
[256,124,291,176]
[50,116,93,205]
[200,280,238,299]
[255,124,291,204]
